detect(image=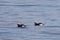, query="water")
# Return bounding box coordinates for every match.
[0,0,60,40]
